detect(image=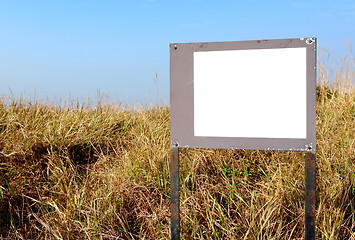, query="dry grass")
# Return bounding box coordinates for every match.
[0,51,354,239]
